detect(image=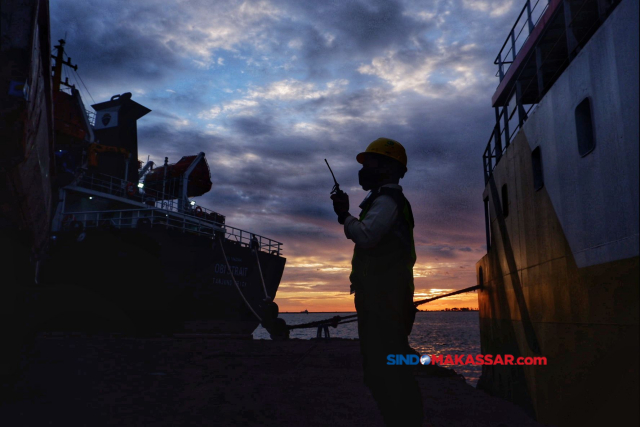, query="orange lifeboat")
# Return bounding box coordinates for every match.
[143,155,212,199]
